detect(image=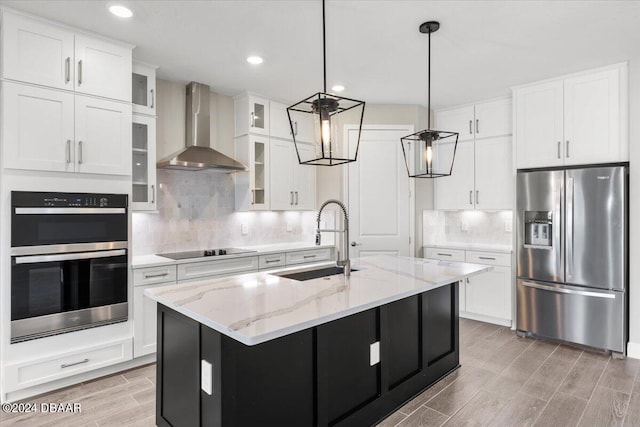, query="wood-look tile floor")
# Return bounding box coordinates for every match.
[2,319,639,427]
